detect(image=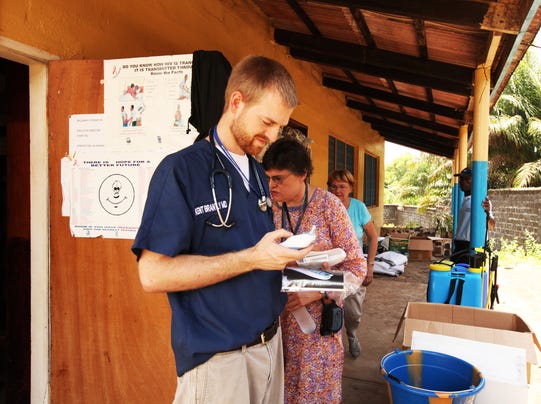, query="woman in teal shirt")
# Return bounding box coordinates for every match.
[328,169,378,358]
